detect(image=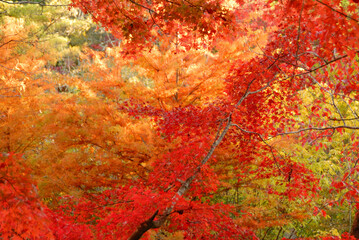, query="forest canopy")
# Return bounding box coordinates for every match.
[1,0,359,239]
